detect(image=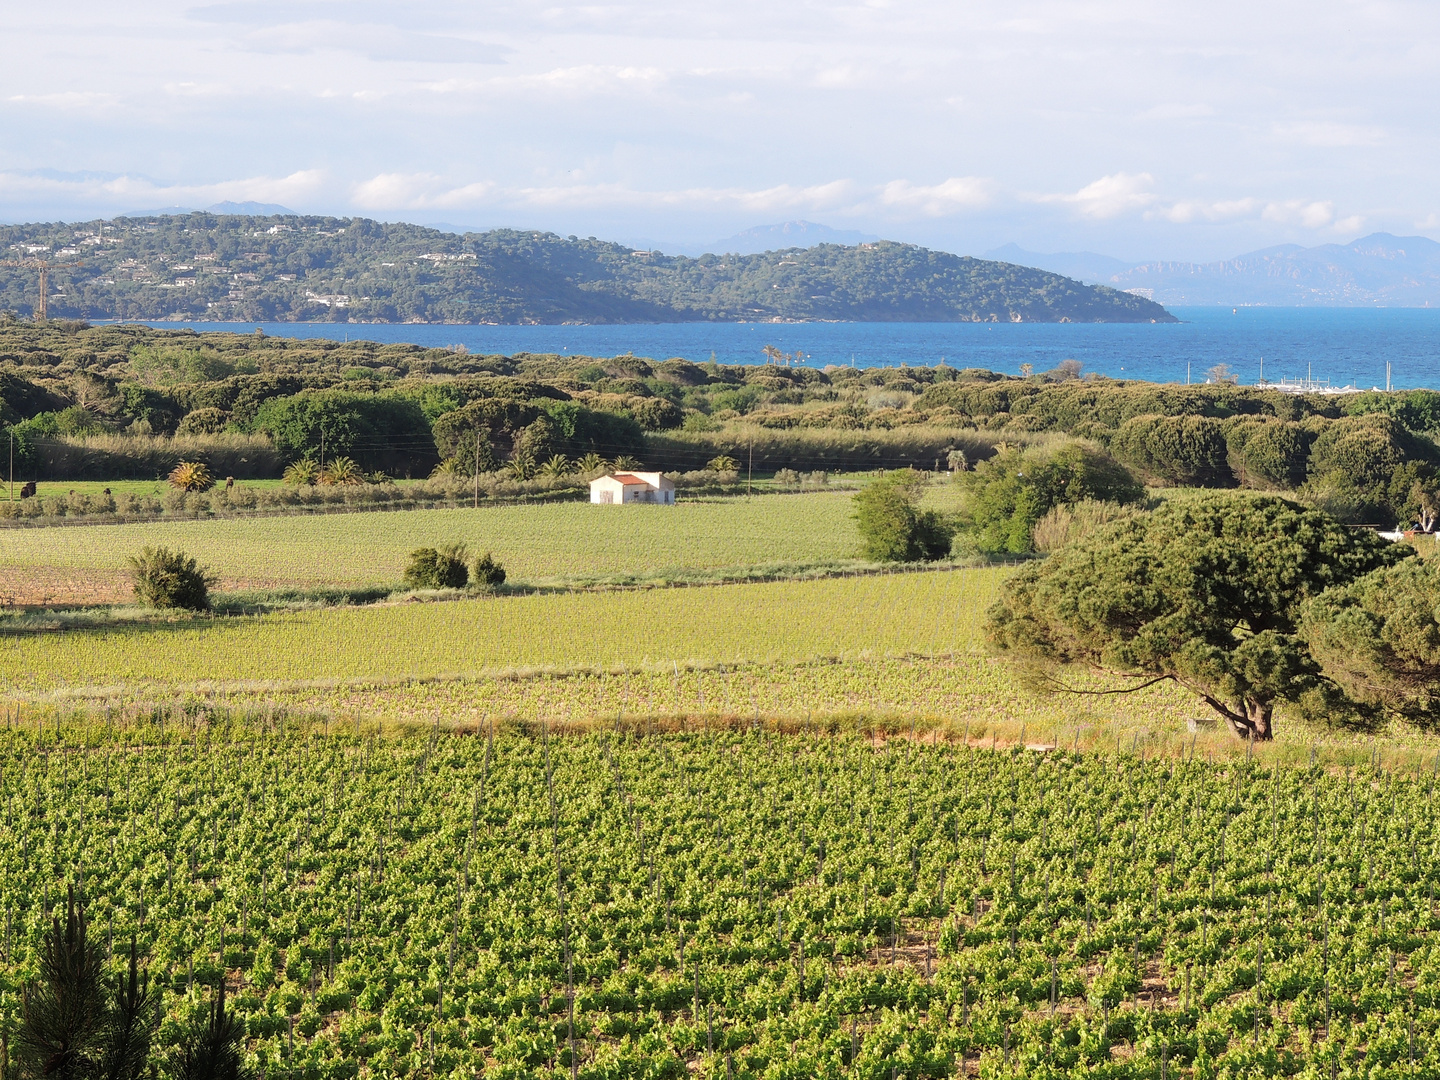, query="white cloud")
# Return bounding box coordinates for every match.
[1272,121,1384,148]
[878,178,993,215]
[1137,103,1215,121]
[1035,173,1157,220]
[351,173,494,210]
[1032,174,1366,234]
[1153,197,1261,224]
[1261,199,1336,229]
[7,91,119,110]
[342,174,991,220]
[0,169,329,211]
